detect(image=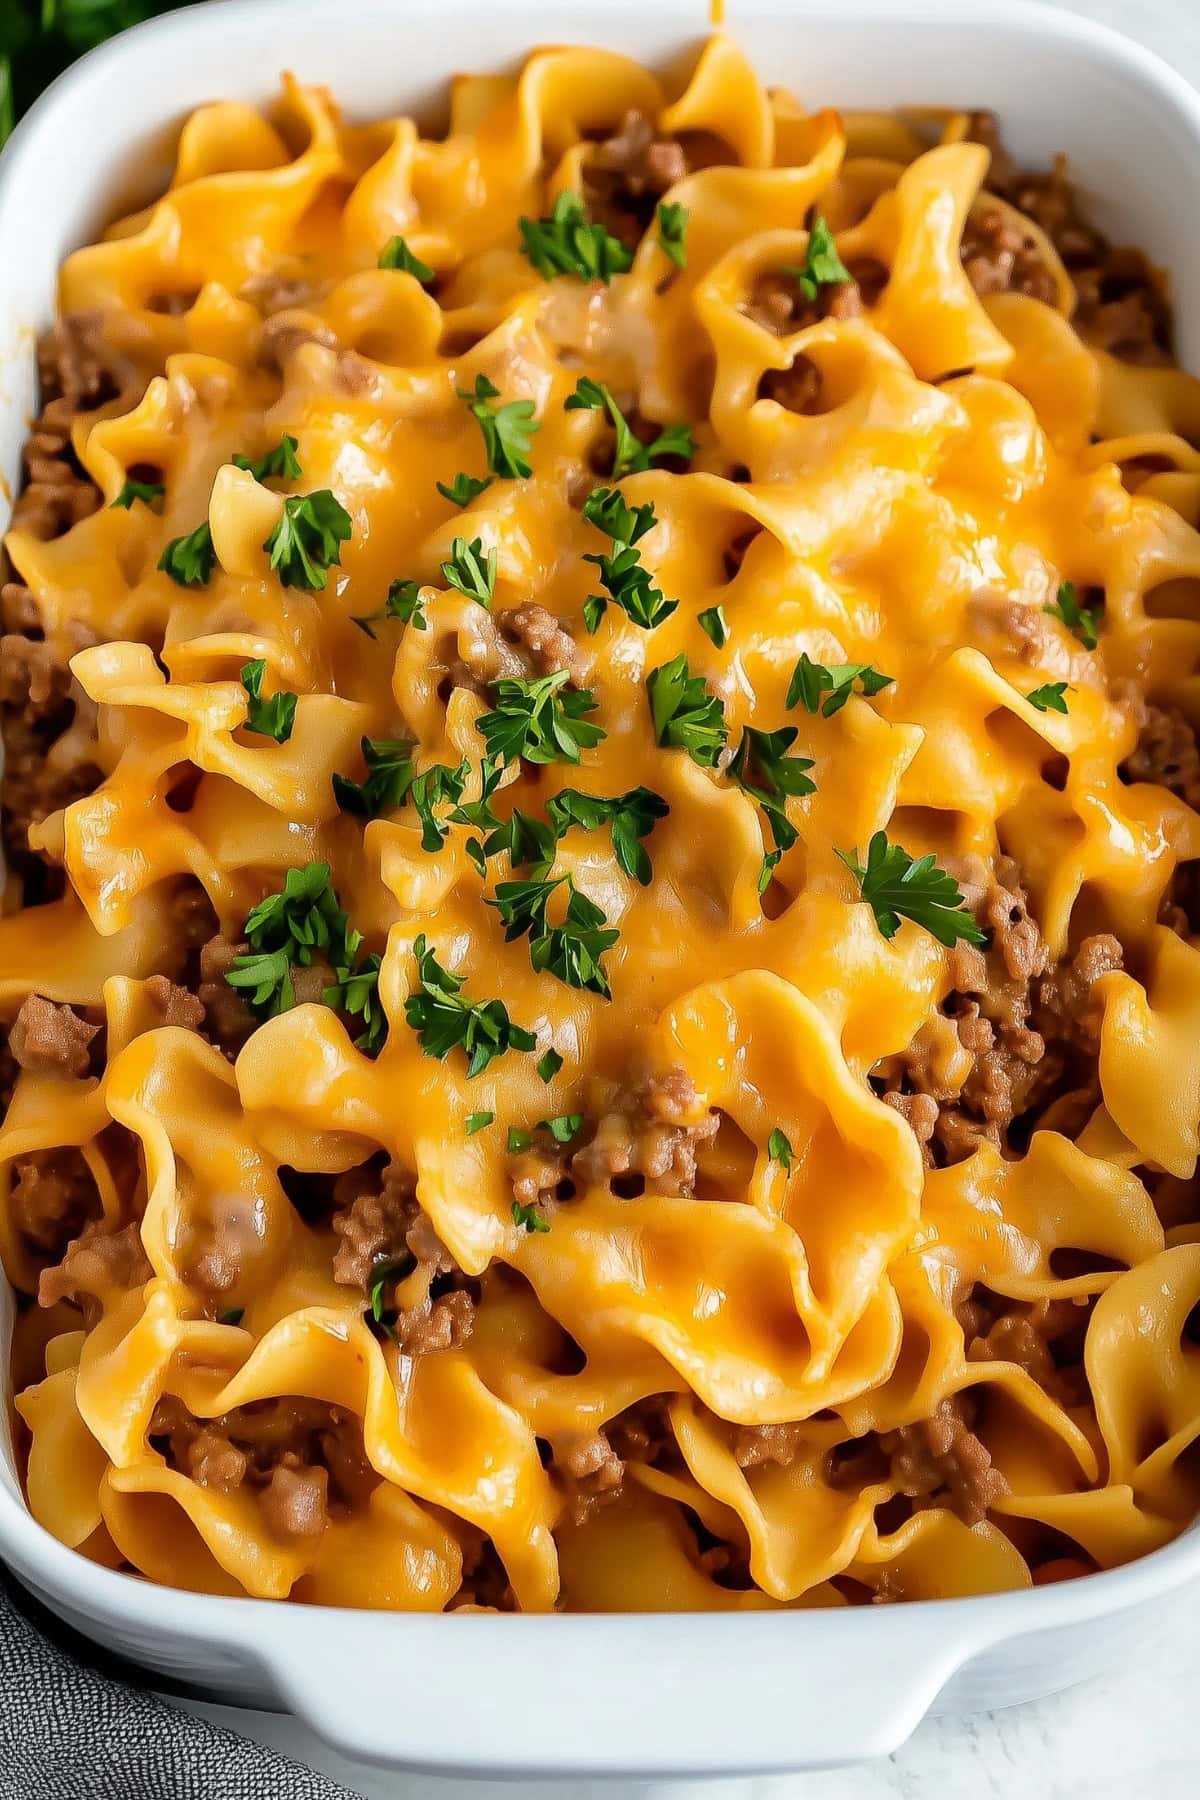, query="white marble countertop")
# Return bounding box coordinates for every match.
[183,1,1200,1793]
